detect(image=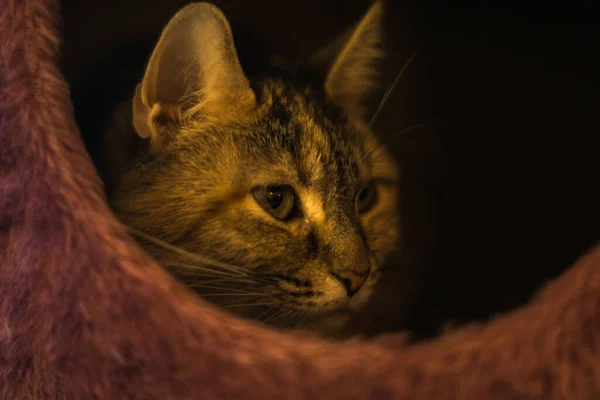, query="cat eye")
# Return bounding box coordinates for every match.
[356,182,378,214]
[252,185,296,220]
